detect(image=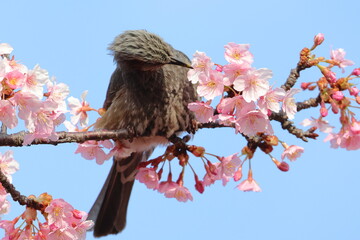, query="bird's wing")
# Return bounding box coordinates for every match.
[102,67,124,110]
